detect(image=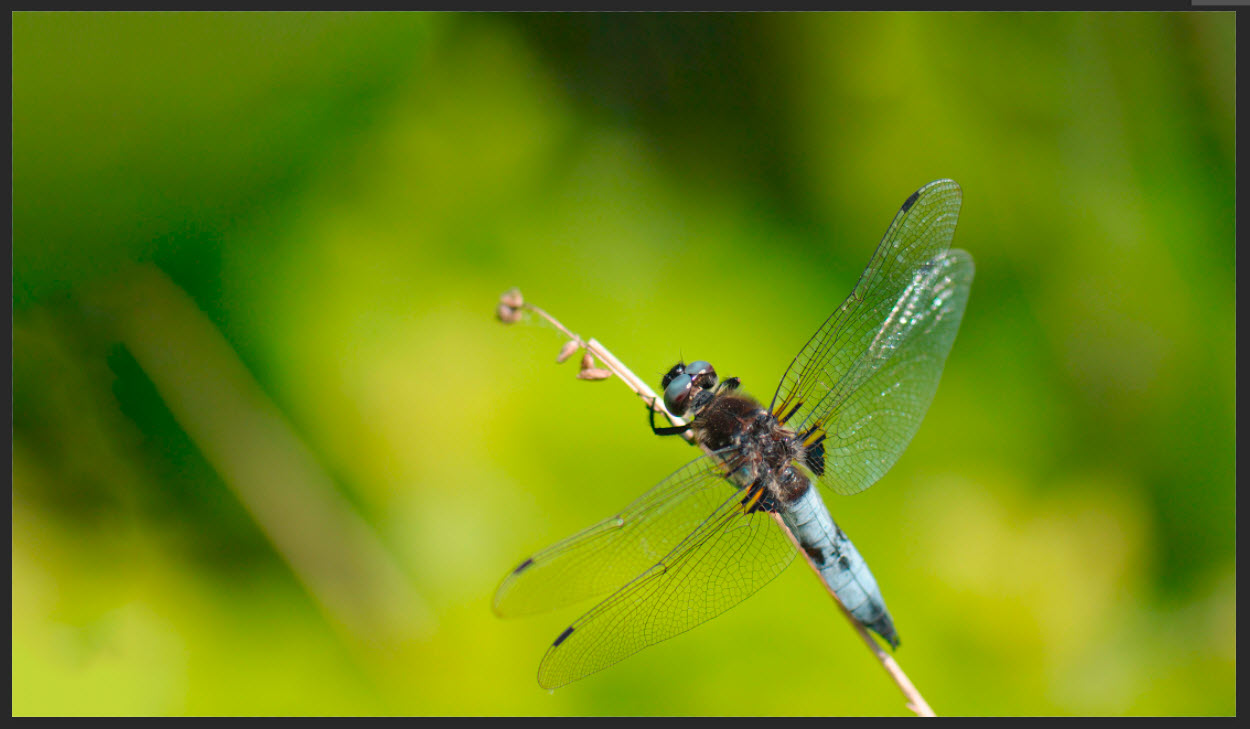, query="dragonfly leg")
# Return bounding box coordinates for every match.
[648,398,691,437]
